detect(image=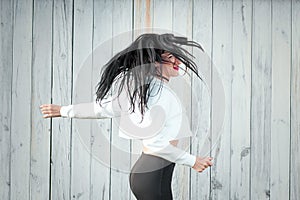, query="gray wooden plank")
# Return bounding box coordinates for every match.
[90,0,113,199]
[230,0,252,199]
[191,0,213,199]
[134,0,153,35]
[71,0,93,199]
[131,1,155,199]
[51,0,73,199]
[171,0,193,199]
[291,0,300,199]
[250,0,272,199]
[153,0,184,195]
[210,0,232,199]
[10,0,33,199]
[270,0,291,199]
[153,0,172,31]
[0,0,13,199]
[30,0,53,199]
[110,0,133,199]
